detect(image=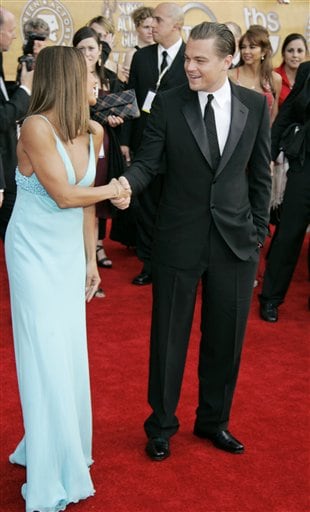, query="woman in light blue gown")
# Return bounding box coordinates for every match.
[5,46,127,512]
